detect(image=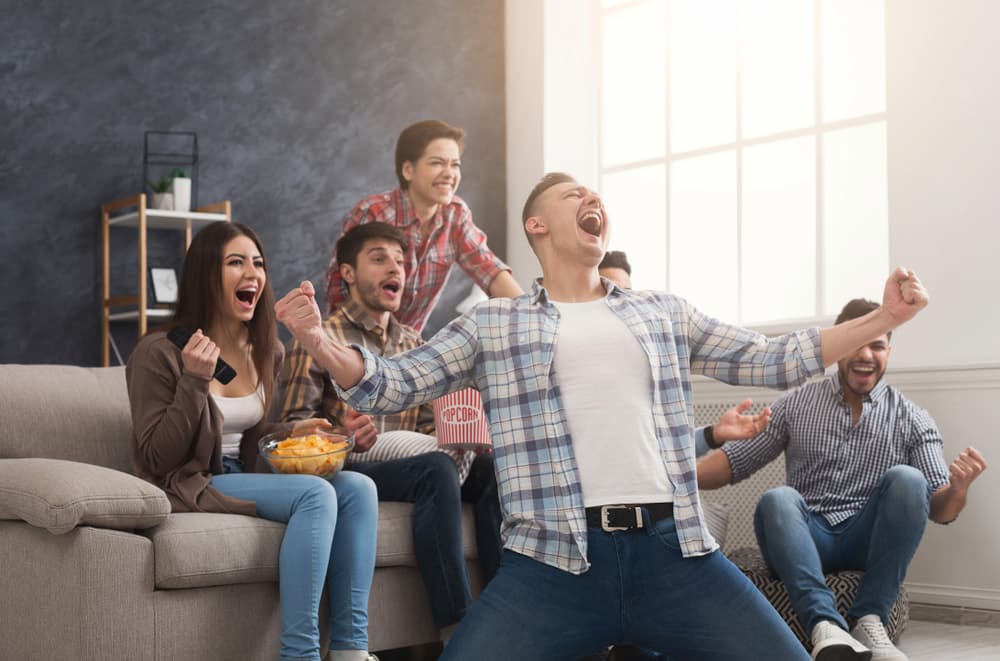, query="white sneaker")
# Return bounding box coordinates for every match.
[811,620,873,661]
[851,614,907,661]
